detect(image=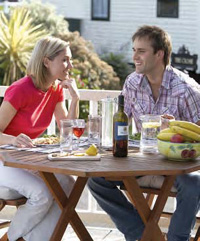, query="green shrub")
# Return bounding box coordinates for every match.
[102,52,133,88]
[0,7,47,85]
